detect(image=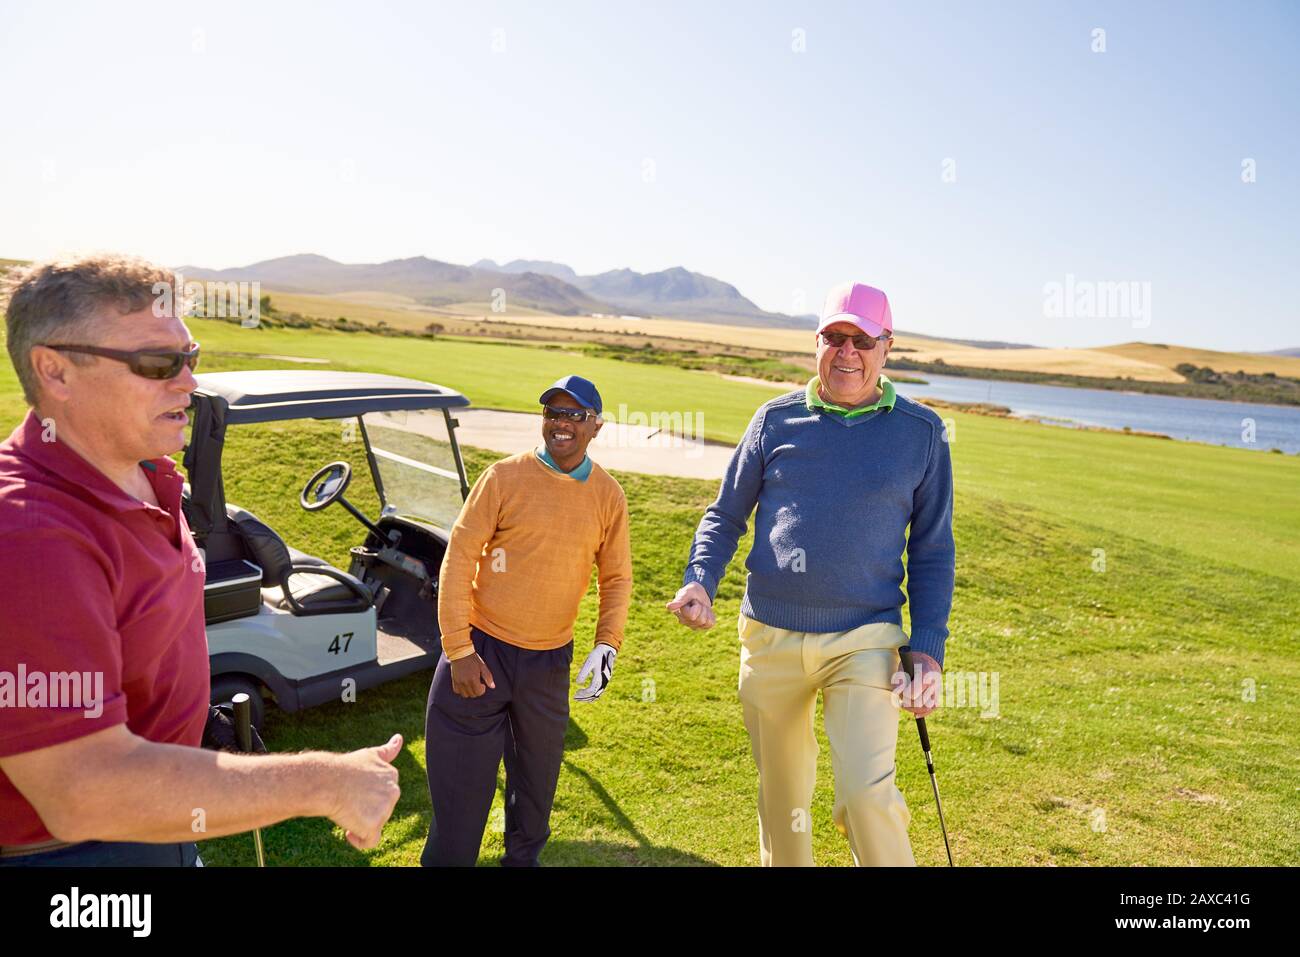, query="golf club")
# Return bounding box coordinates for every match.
[897,645,954,866]
[231,692,267,868]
